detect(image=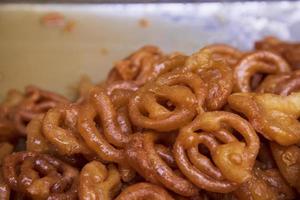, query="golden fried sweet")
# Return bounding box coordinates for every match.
[255,36,300,69]
[13,86,69,135]
[125,132,198,196]
[107,46,166,86]
[233,51,291,92]
[26,115,52,154]
[234,167,295,200]
[77,87,129,165]
[106,81,138,138]
[124,133,159,184]
[3,151,79,199]
[0,115,17,142]
[202,44,243,67]
[150,54,188,78]
[174,111,259,193]
[143,132,199,196]
[0,90,24,141]
[256,73,293,94]
[183,48,233,110]
[43,104,92,156]
[256,70,300,95]
[270,142,300,193]
[228,92,300,146]
[115,182,174,200]
[128,70,207,132]
[79,161,121,200]
[0,172,10,200]
[0,142,14,200]
[3,38,300,200]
